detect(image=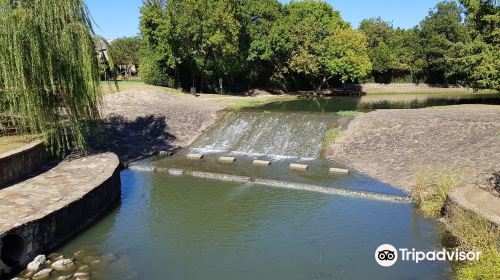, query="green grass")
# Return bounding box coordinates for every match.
[447,206,500,280]
[229,95,296,111]
[412,167,461,217]
[323,128,341,147]
[101,80,146,94]
[336,111,363,117]
[412,167,499,280]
